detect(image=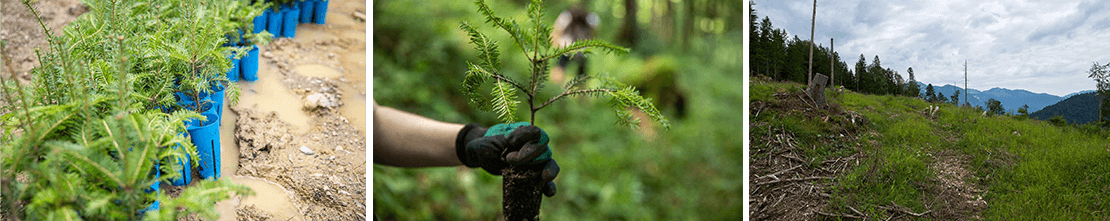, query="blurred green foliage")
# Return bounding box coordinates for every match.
[373,0,742,220]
